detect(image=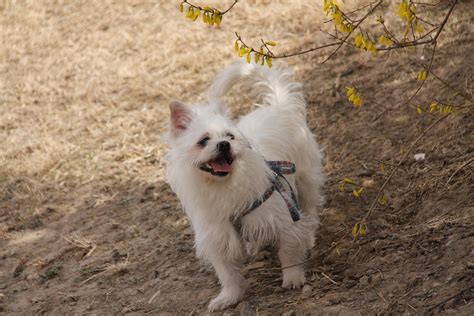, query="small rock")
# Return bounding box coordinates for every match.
[414,153,426,161]
[12,259,25,277]
[236,298,257,316]
[302,284,313,298]
[126,225,140,237]
[466,262,474,269]
[359,275,370,286]
[273,286,285,293]
[361,179,374,188]
[282,310,296,316]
